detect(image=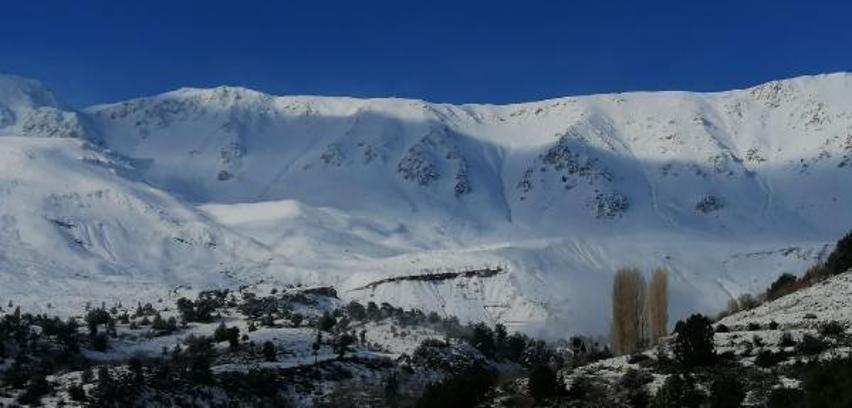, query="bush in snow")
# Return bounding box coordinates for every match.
[708,373,745,408]
[617,368,652,408]
[803,356,852,408]
[652,374,704,408]
[818,321,846,338]
[673,314,715,367]
[528,364,560,402]
[825,230,852,276]
[416,364,495,408]
[796,333,827,355]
